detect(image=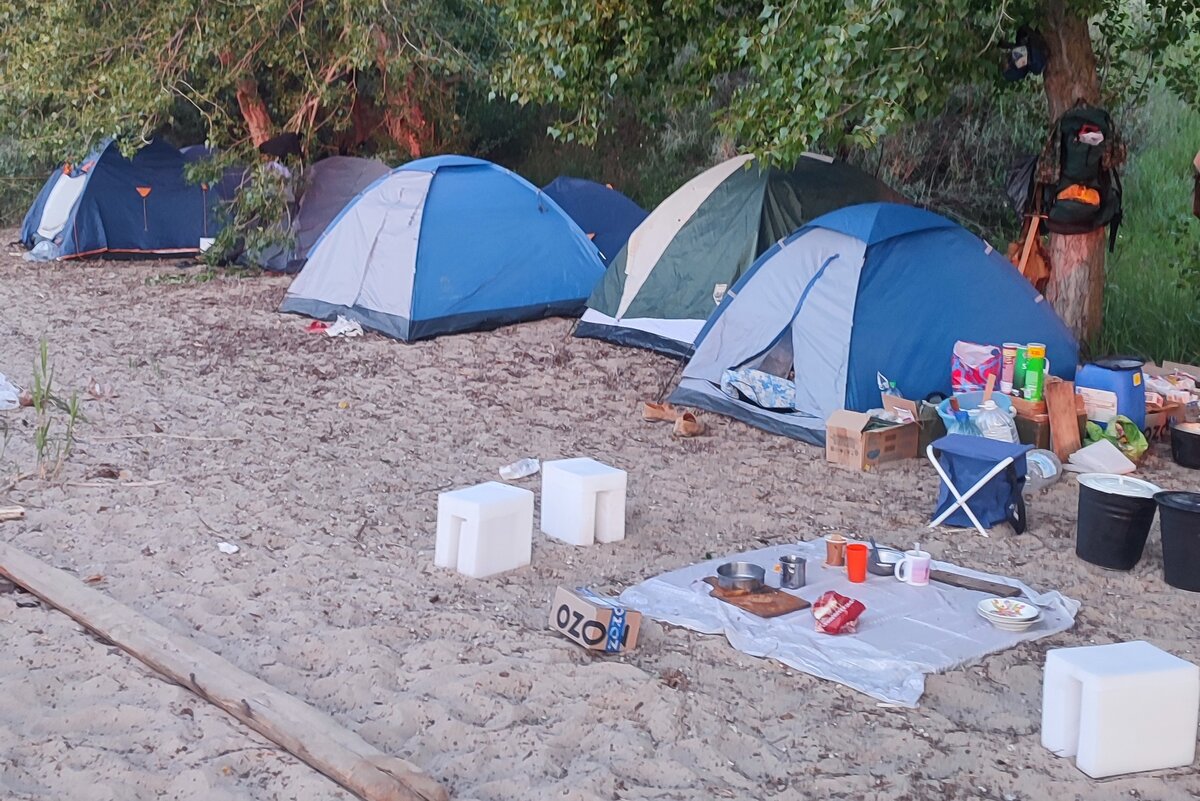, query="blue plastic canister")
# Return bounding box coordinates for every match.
[1075,358,1146,430]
